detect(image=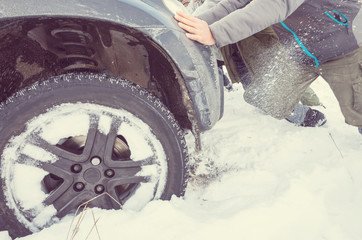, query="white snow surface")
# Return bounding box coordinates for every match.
[2,78,362,240]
